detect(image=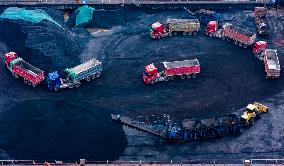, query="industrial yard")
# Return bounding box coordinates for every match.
[0,1,283,163]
